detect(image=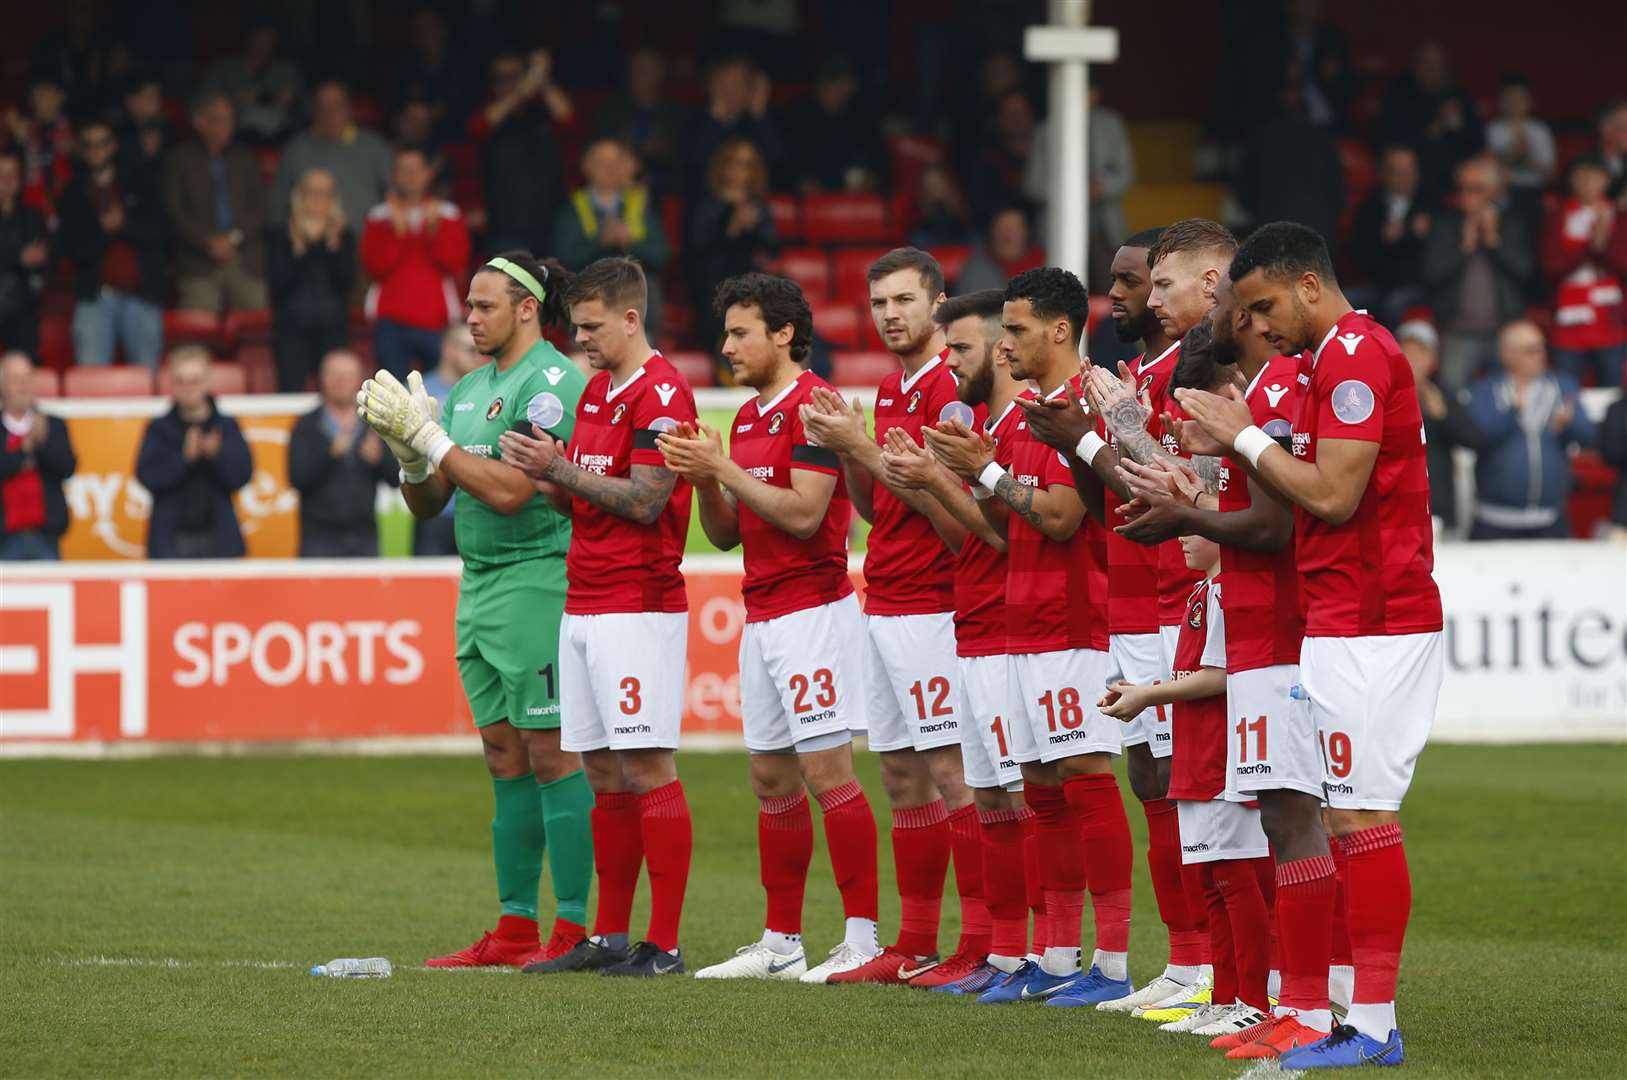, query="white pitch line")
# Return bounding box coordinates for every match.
[60,955,303,970]
[1236,1063,1304,1080]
